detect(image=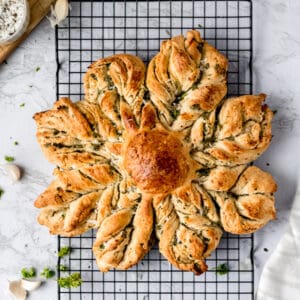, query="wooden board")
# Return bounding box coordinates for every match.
[0,0,56,64]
